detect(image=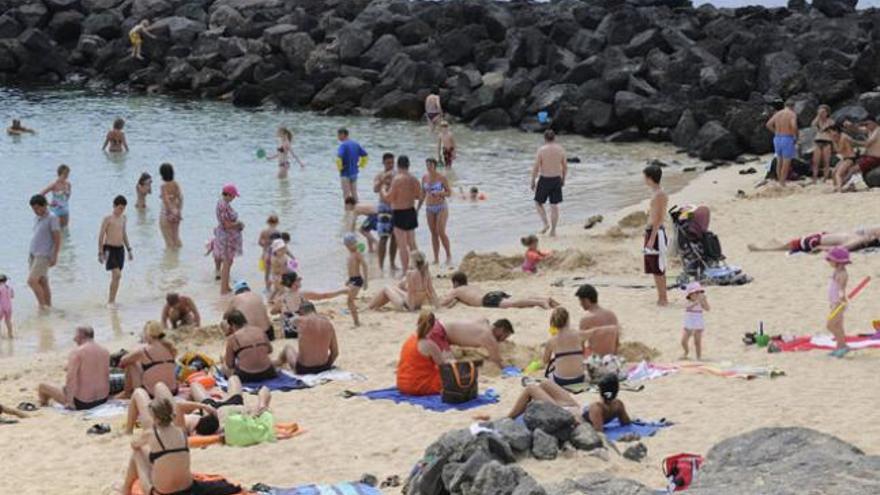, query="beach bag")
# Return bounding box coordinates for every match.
[224,412,276,447]
[662,453,704,492]
[439,361,478,404]
[586,354,627,383]
[178,352,216,381]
